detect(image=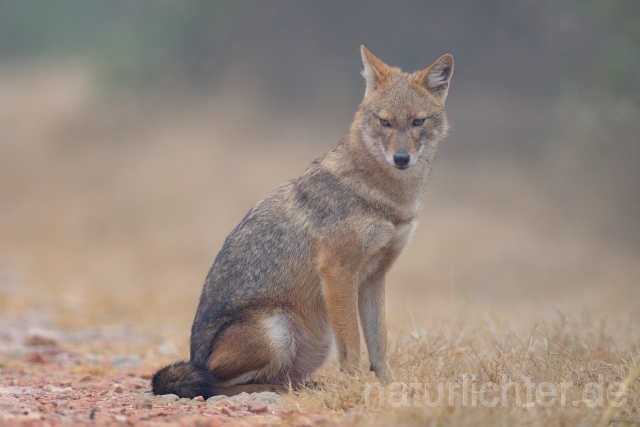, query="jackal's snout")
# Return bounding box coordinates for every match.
[392,152,410,169]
